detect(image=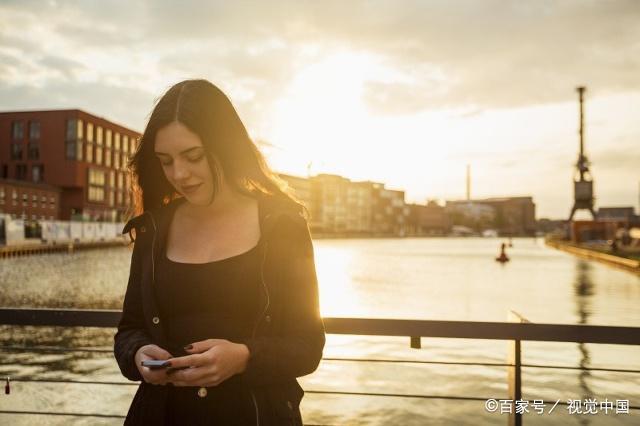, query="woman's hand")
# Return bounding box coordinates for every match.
[134,344,173,385]
[166,339,250,387]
